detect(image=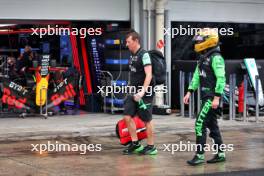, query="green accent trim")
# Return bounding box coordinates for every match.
[142,53,151,65]
[138,99,151,110]
[134,145,144,153]
[188,66,200,91]
[197,154,205,160]
[146,148,158,155]
[218,152,225,158]
[212,55,226,95]
[195,99,212,136]
[32,75,36,82]
[202,87,211,91]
